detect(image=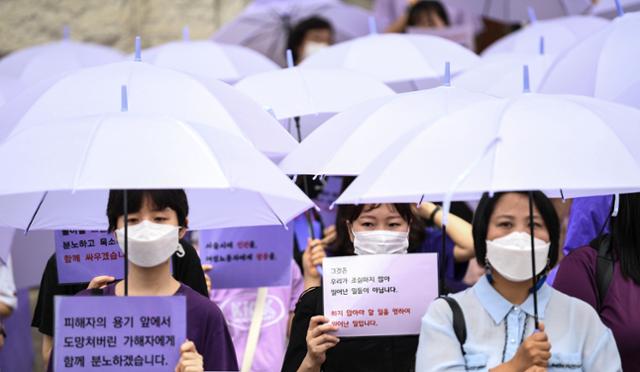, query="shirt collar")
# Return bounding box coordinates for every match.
[474,275,552,325]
